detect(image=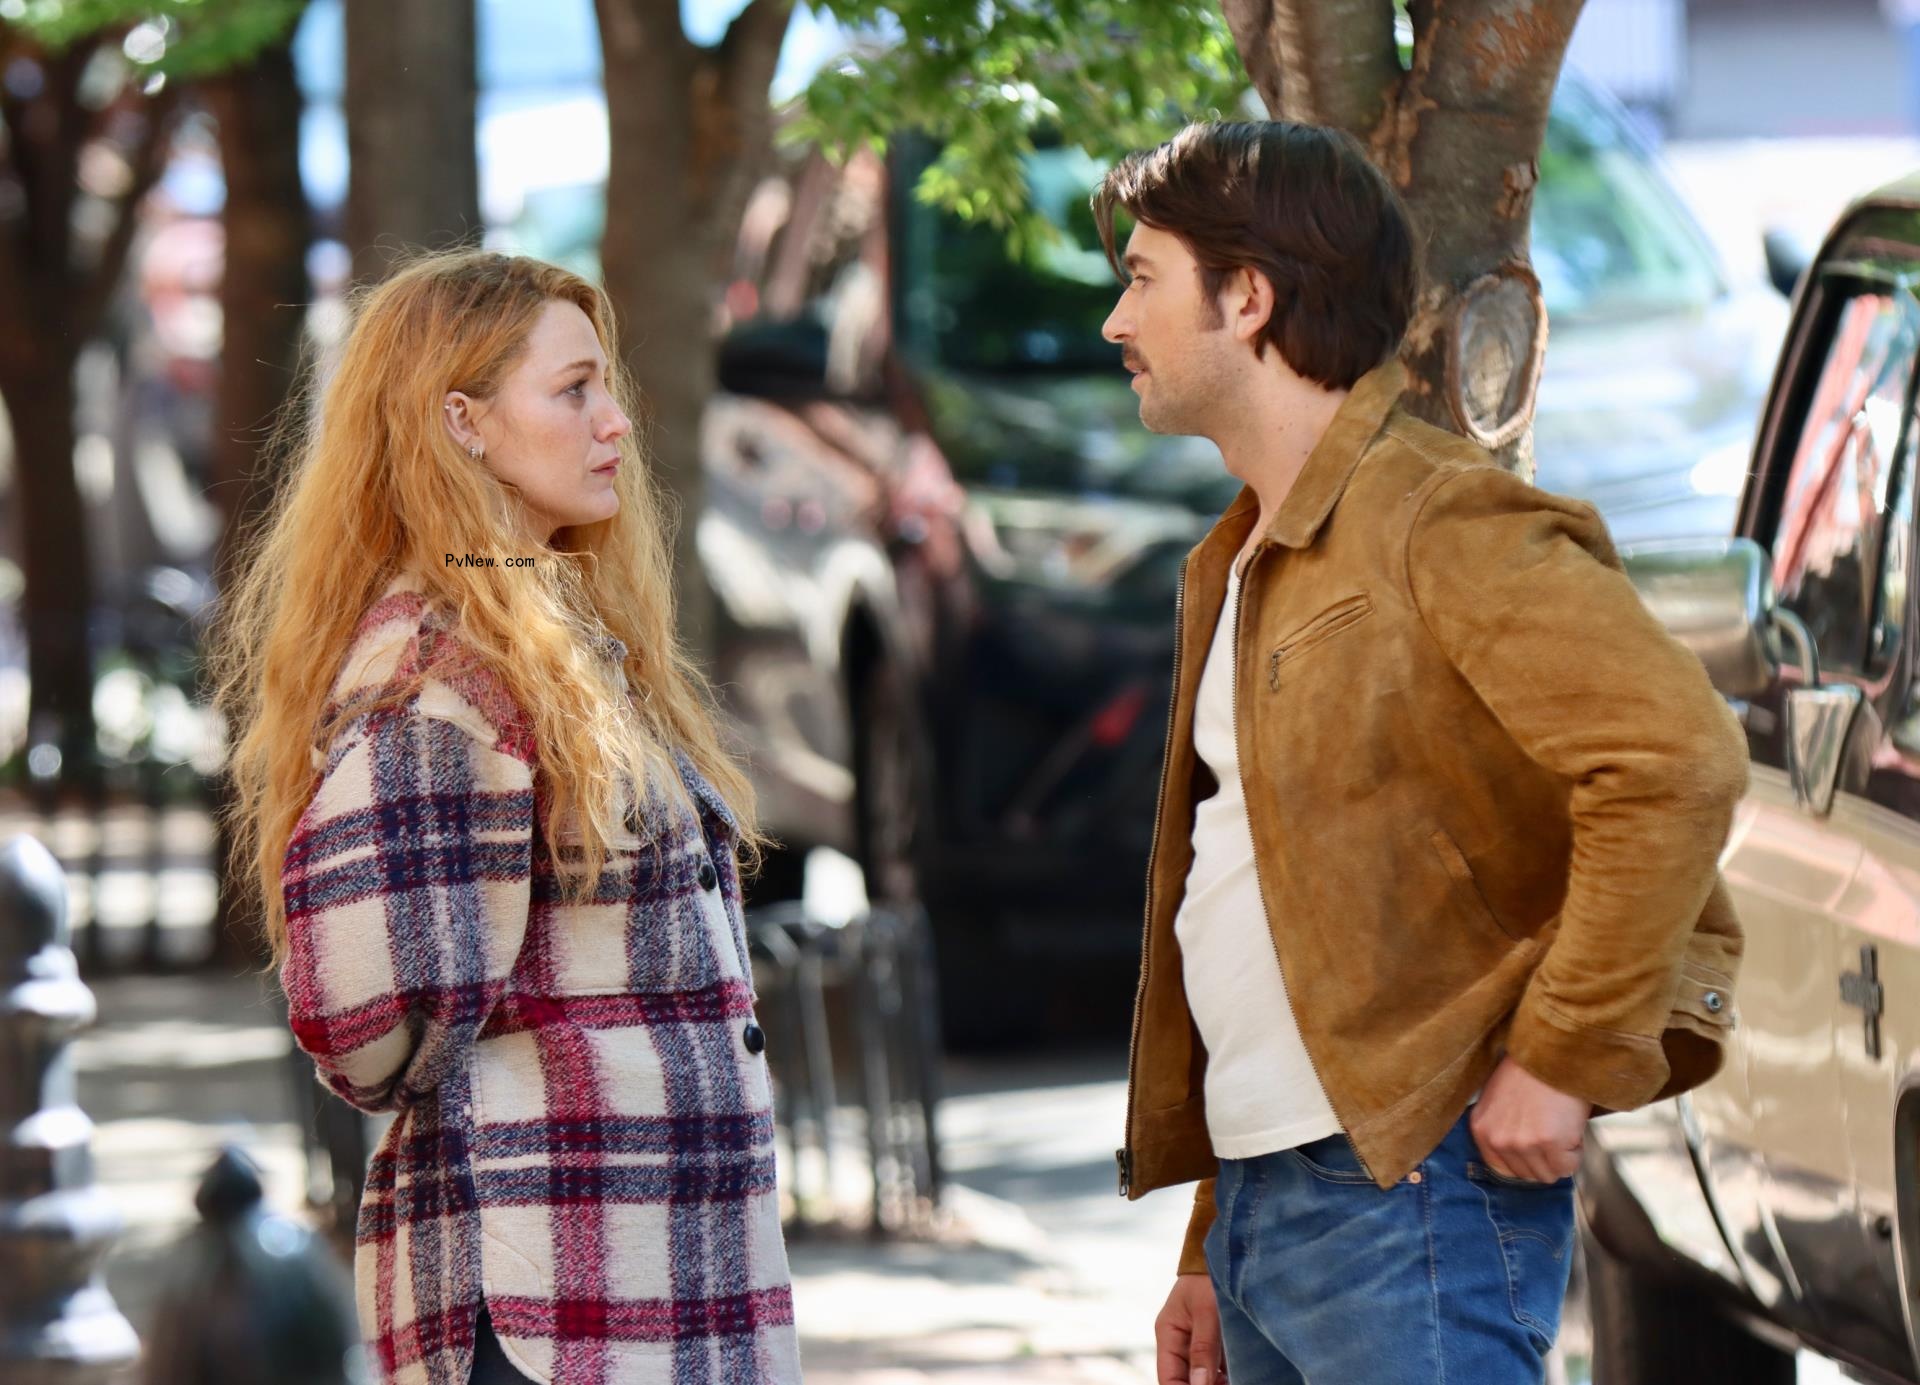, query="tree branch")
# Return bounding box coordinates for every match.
[1388,0,1584,223]
[78,83,179,337]
[721,0,793,81]
[1220,0,1284,117]
[593,0,693,71]
[1414,0,1584,113]
[1257,0,1400,134]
